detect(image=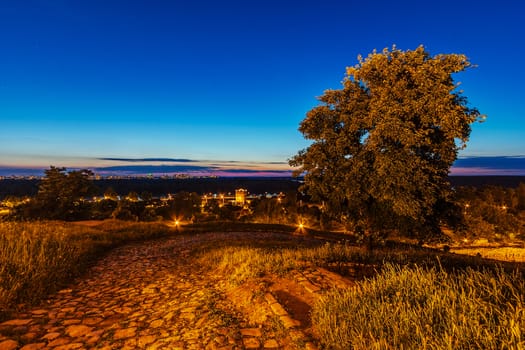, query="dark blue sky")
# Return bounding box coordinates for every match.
[0,0,524,175]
